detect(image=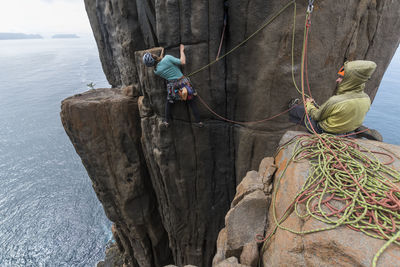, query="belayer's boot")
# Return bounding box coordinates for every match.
[355,125,383,142]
